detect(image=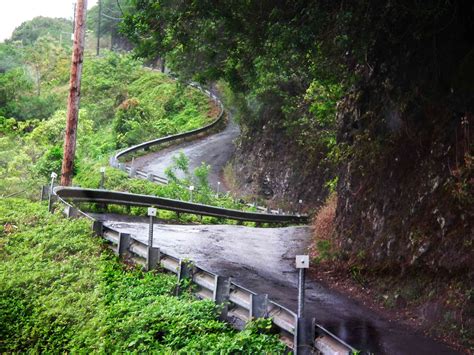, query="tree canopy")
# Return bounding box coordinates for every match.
[11,16,72,46]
